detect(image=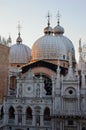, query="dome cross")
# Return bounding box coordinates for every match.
[17,21,22,34]
[57,11,61,26]
[46,11,51,27]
